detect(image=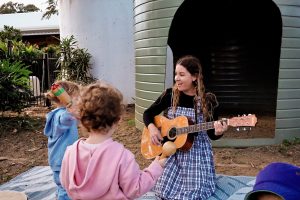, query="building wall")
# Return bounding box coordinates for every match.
[59,0,135,104]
